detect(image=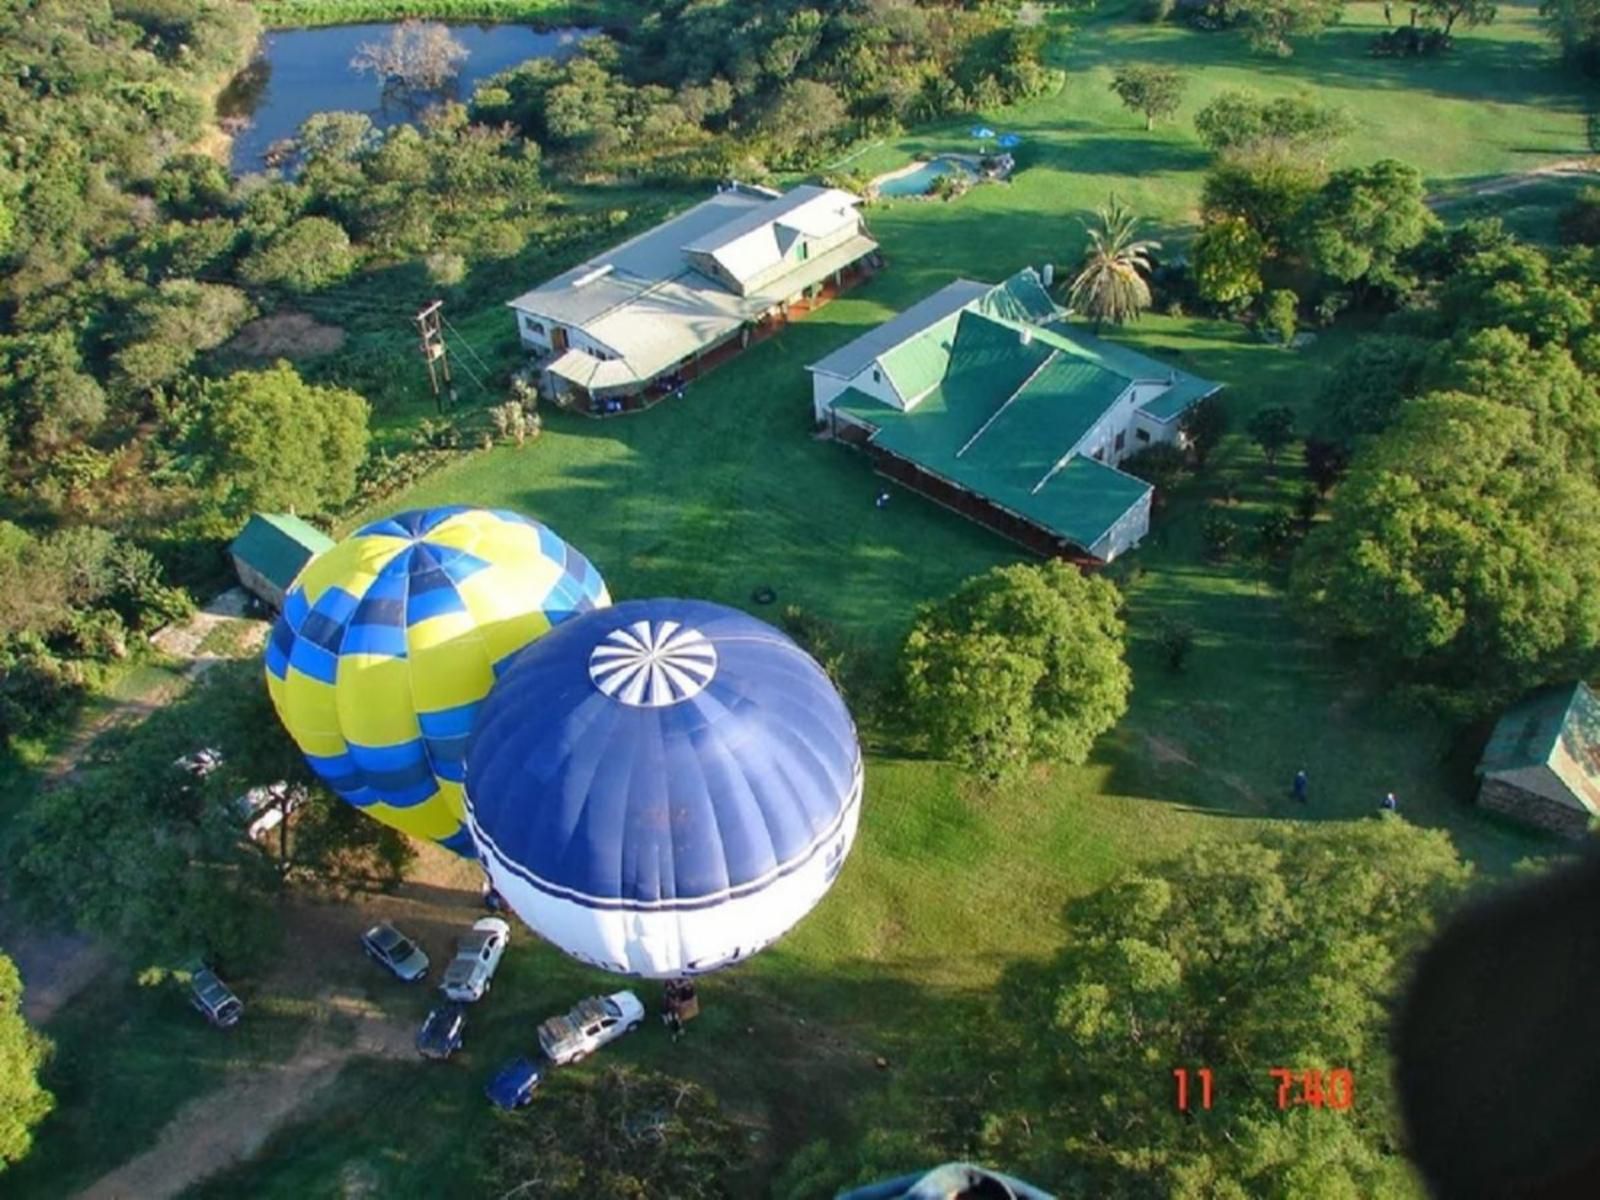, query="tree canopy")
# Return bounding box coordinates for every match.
[0,952,53,1173]
[1297,159,1436,291]
[1110,65,1188,129]
[1006,820,1471,1195]
[1194,89,1352,158]
[902,562,1131,778]
[199,363,369,523]
[1293,391,1600,710]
